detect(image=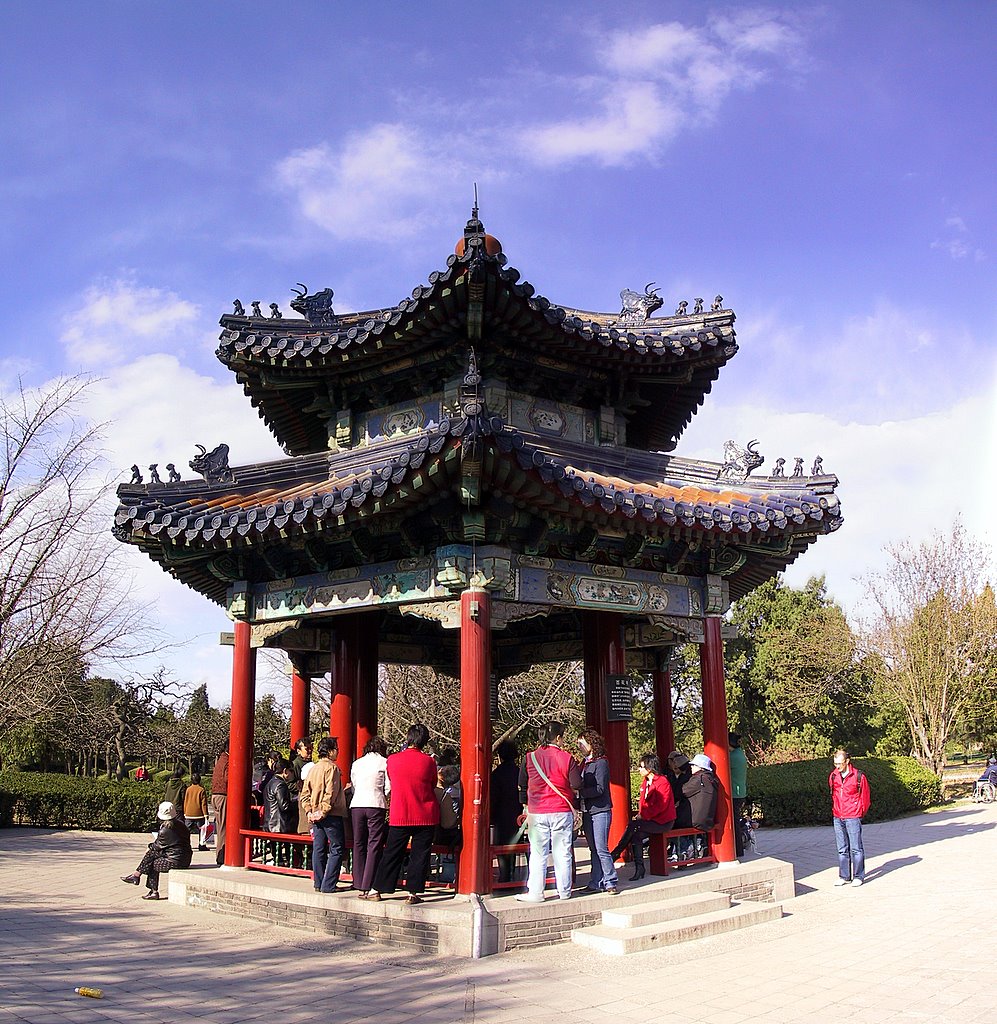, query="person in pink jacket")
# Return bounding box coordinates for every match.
[829,749,872,887]
[516,721,582,902]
